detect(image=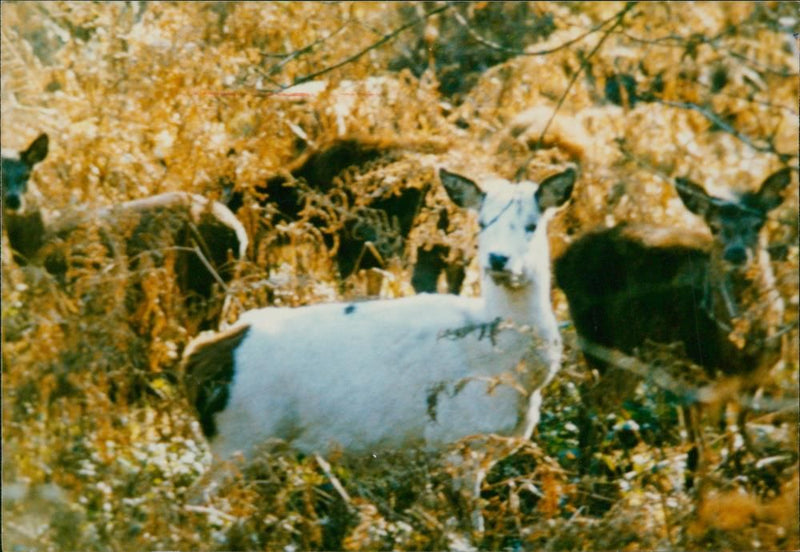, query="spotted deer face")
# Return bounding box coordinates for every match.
[439,168,575,289]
